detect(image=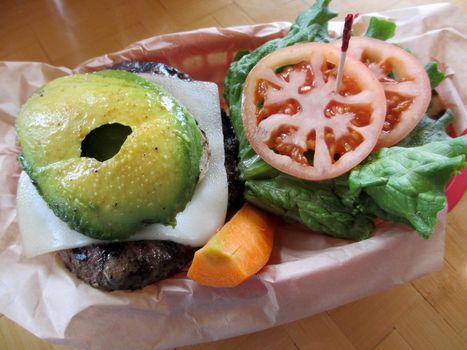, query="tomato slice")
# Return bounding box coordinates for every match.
[242,43,386,181]
[341,37,431,148]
